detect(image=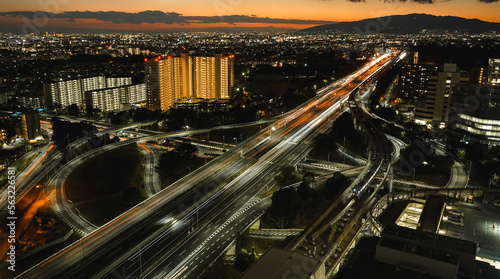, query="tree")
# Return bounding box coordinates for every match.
[66,104,80,116]
[298,172,315,200]
[263,187,302,228]
[281,166,296,184]
[234,249,256,271]
[51,117,97,147]
[325,172,349,199]
[175,141,198,157]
